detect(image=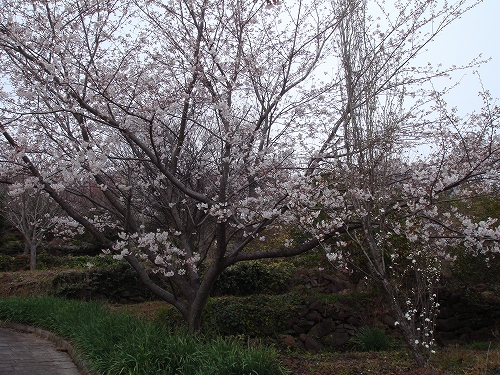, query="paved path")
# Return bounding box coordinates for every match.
[0,327,81,375]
